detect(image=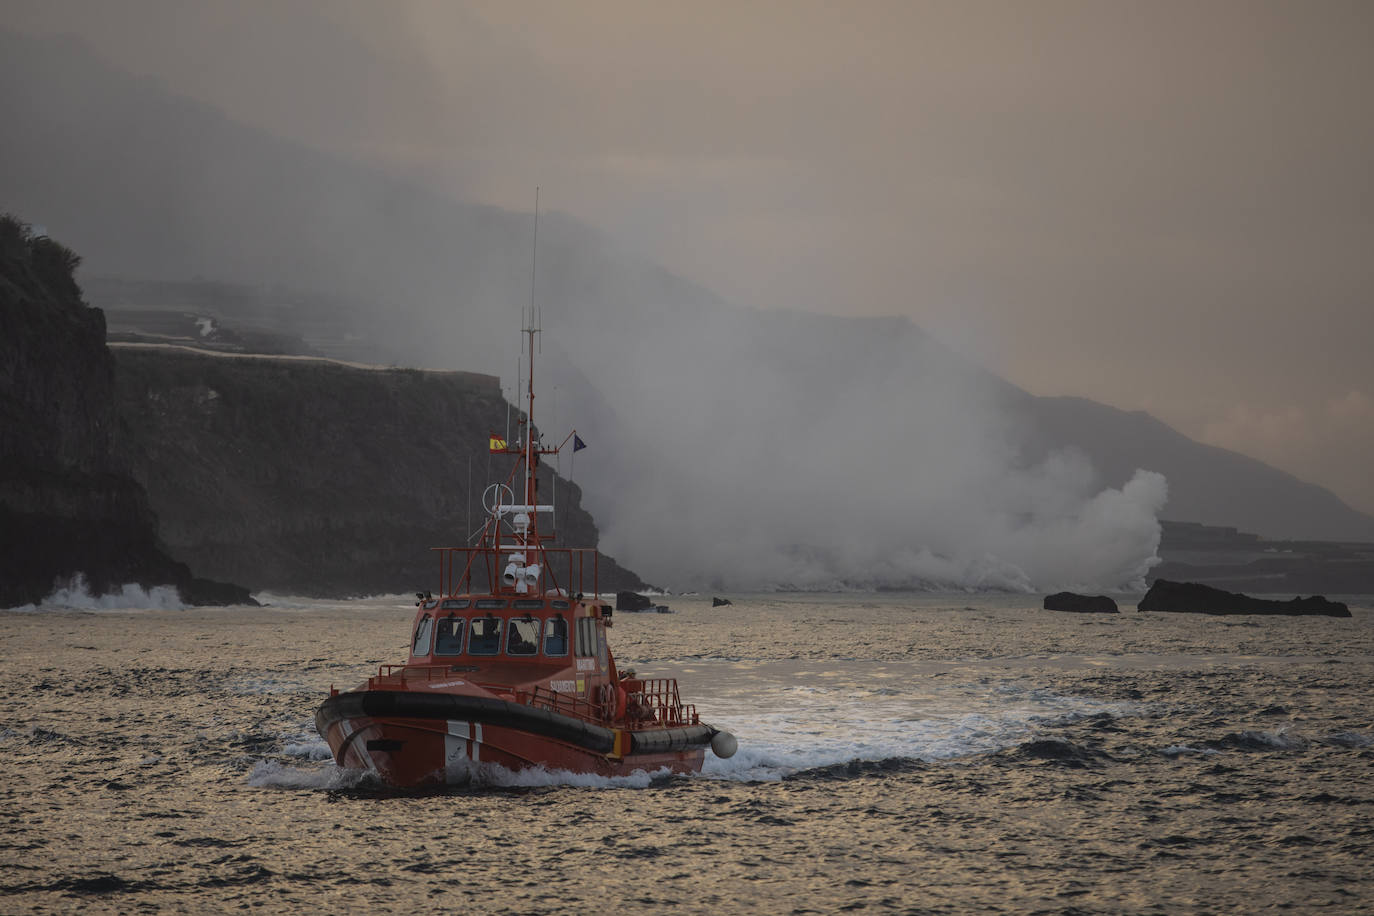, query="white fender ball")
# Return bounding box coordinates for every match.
[710,730,738,759]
